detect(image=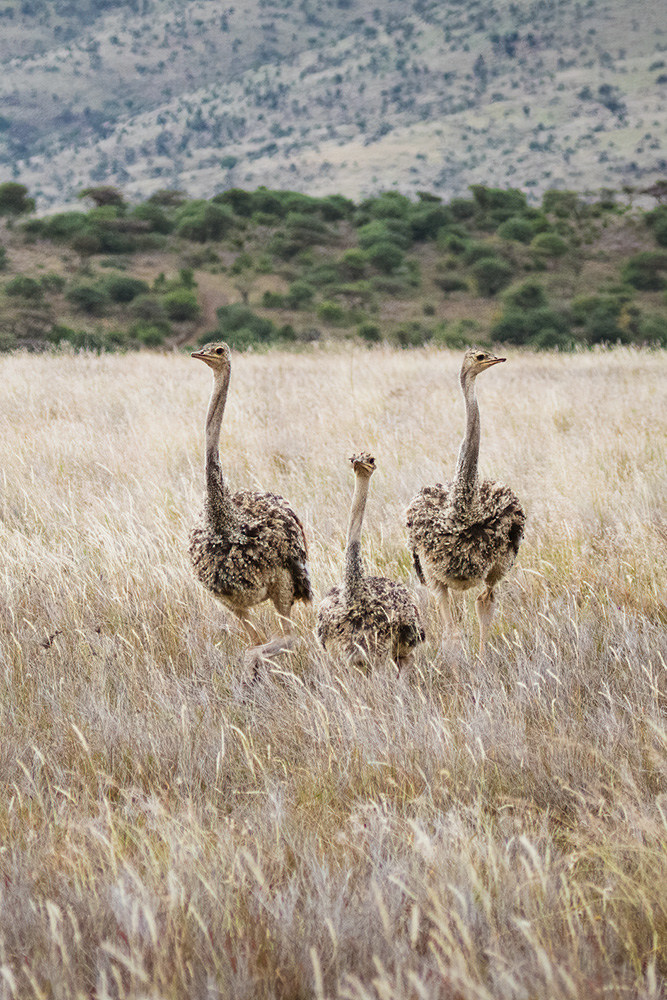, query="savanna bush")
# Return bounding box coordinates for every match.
[4,275,42,299]
[622,251,667,291]
[472,256,514,296]
[497,216,534,243]
[163,289,200,321]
